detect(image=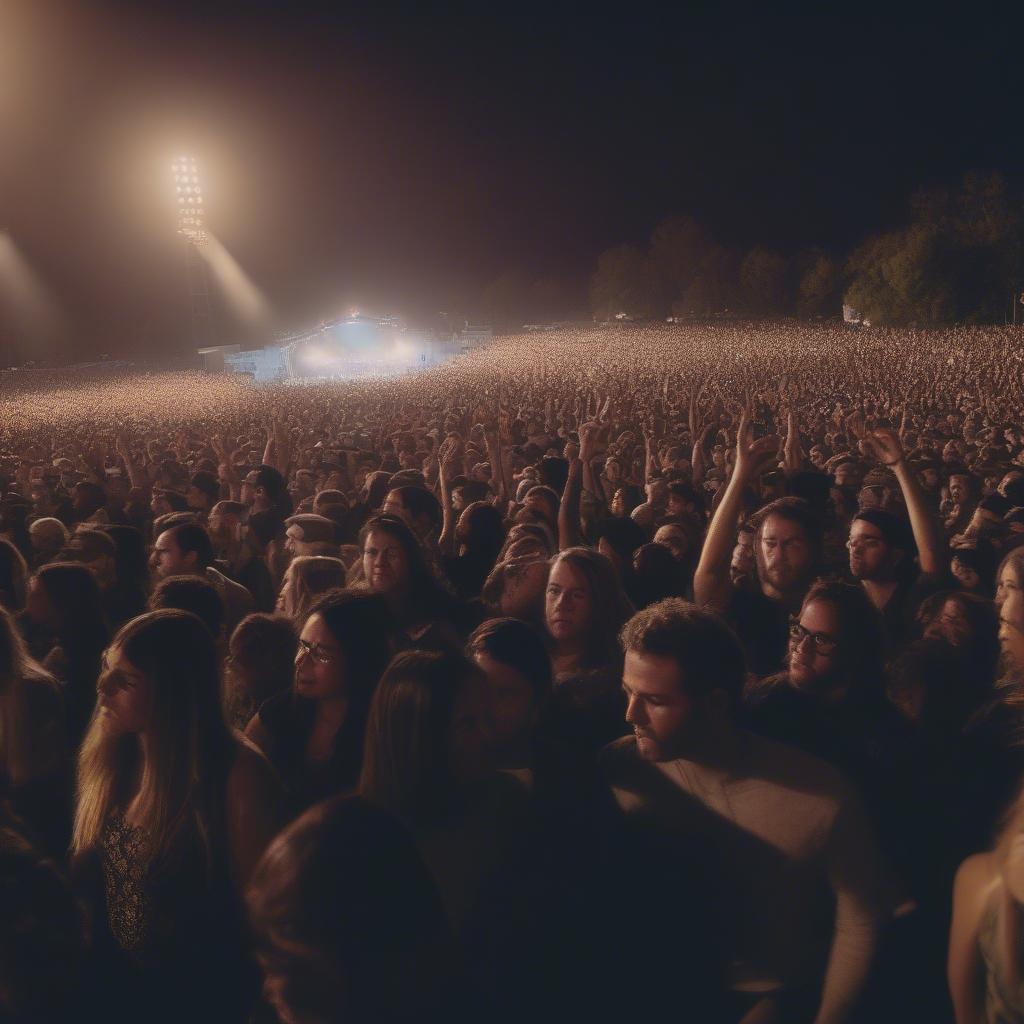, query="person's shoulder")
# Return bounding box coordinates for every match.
[598,734,641,774]
[742,671,789,707]
[744,730,852,799]
[229,732,282,791]
[257,688,299,728]
[21,667,63,709]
